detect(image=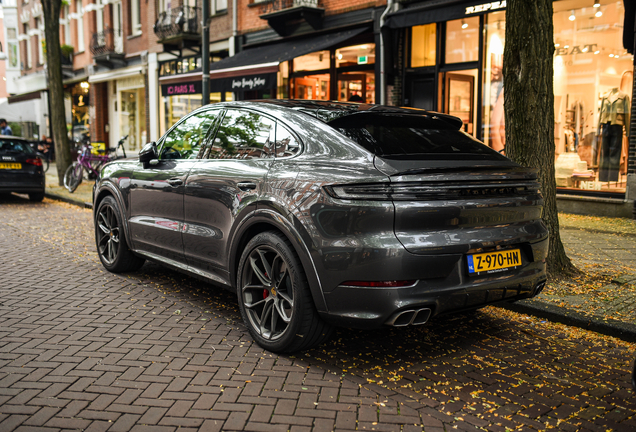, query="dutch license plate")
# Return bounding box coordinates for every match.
[467,249,521,275]
[0,163,21,169]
